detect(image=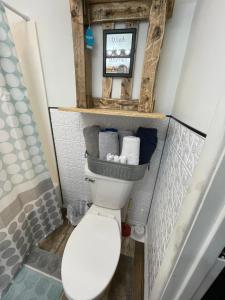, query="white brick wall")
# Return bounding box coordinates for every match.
[145,118,205,298]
